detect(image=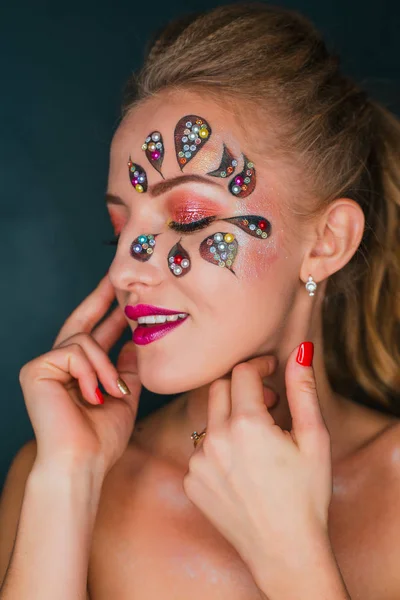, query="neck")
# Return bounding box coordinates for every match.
[175,297,352,465]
